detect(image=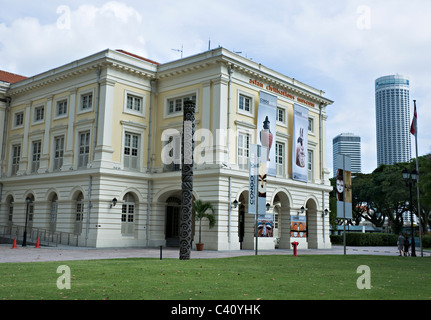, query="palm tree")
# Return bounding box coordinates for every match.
[193,199,216,244]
